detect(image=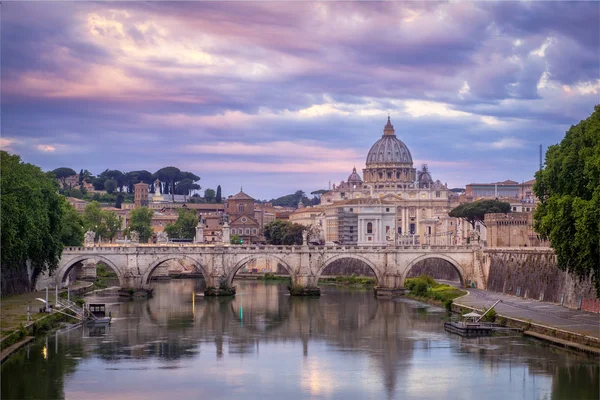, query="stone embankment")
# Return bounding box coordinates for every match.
[484,248,598,313]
